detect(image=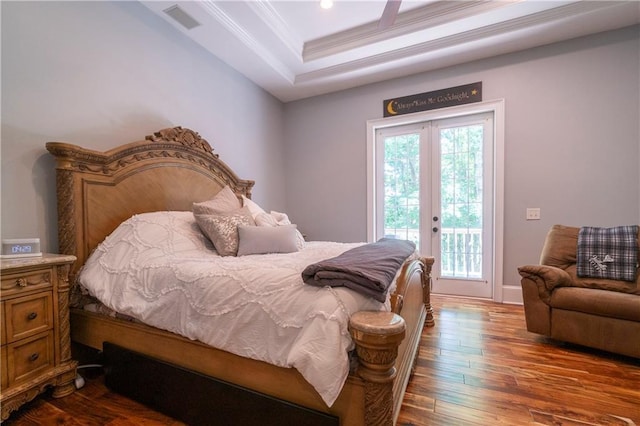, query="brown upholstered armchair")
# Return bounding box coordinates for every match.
[518,224,640,358]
